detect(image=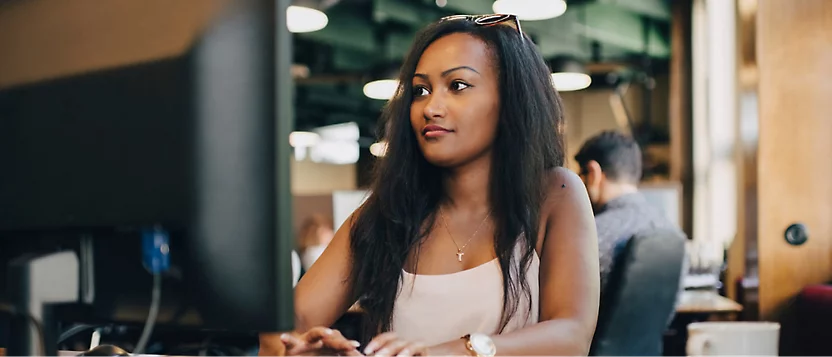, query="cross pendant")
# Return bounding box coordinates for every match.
[456,251,464,262]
